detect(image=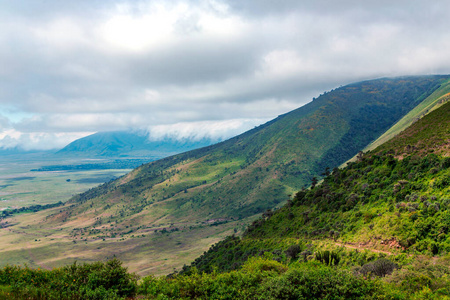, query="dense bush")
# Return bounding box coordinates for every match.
[357,258,398,277]
[0,258,138,300]
[315,250,340,266]
[139,259,395,299]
